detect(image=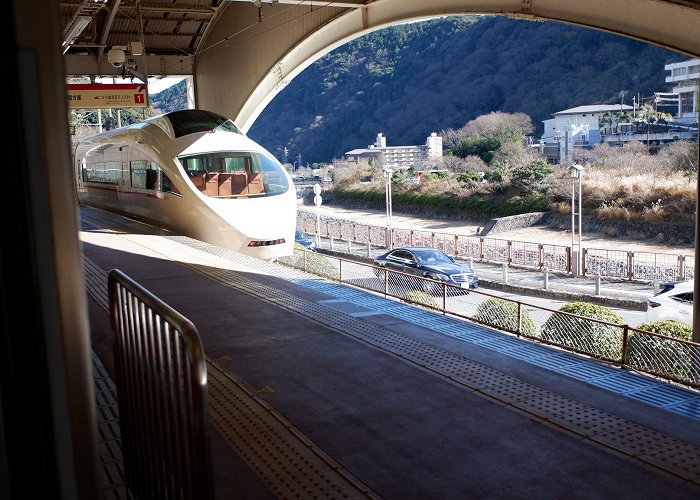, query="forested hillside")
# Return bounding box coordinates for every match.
[152,15,685,164]
[149,80,188,112]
